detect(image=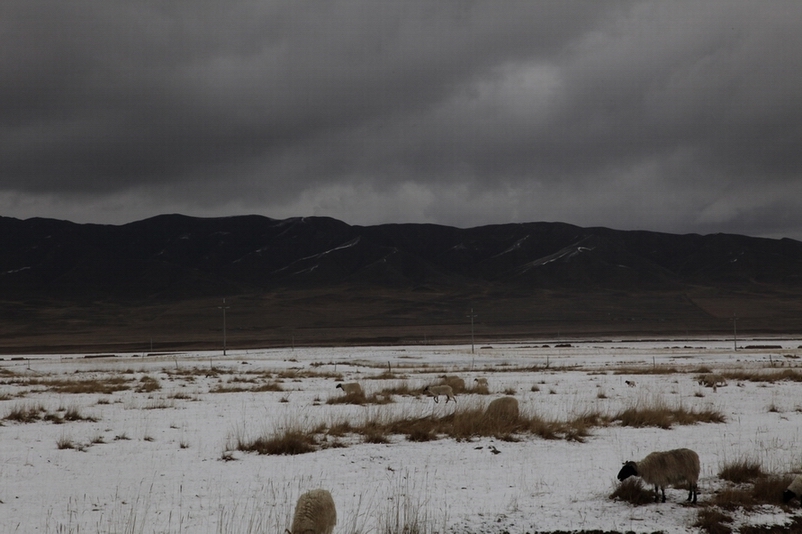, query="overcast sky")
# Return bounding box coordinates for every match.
[2,1,801,239]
